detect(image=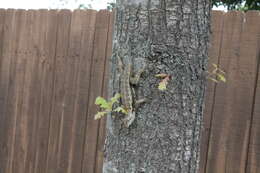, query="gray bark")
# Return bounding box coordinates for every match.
[103,0,211,172]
